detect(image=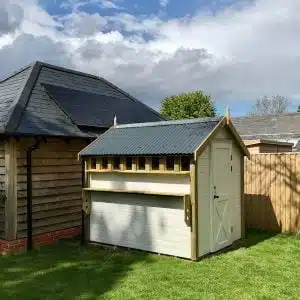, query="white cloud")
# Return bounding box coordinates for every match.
[1,0,300,111]
[0,1,24,36]
[159,0,169,8]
